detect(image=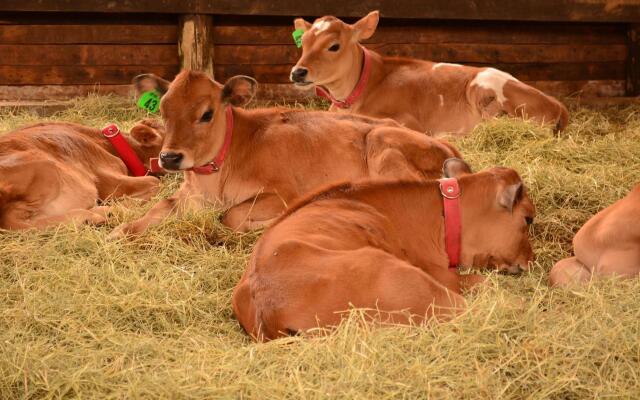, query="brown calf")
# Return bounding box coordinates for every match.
[291,11,569,135]
[0,120,164,230]
[550,185,640,287]
[233,159,536,341]
[109,71,461,238]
